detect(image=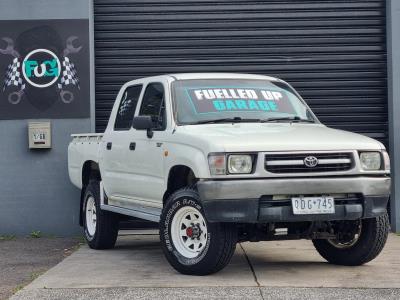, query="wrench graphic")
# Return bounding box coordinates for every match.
[8,89,24,105]
[1,37,23,104]
[60,90,74,104]
[59,36,82,104]
[63,36,82,57]
[0,37,20,58]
